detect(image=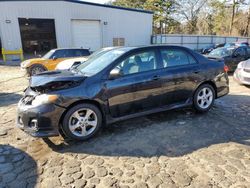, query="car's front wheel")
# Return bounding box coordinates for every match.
[193,84,215,113]
[61,103,102,141]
